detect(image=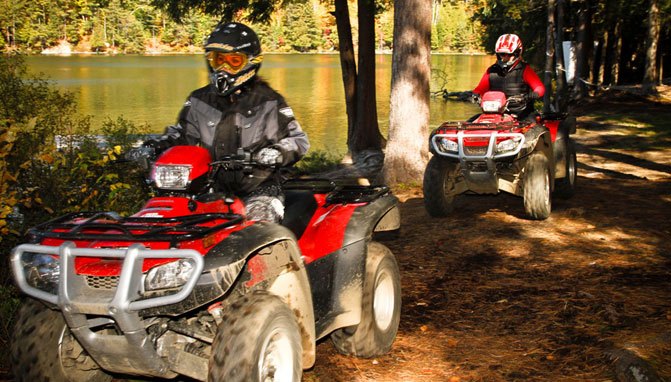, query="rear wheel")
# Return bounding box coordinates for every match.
[523,151,552,220]
[331,242,401,357]
[423,156,462,217]
[208,291,302,382]
[10,299,112,382]
[554,139,577,198]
